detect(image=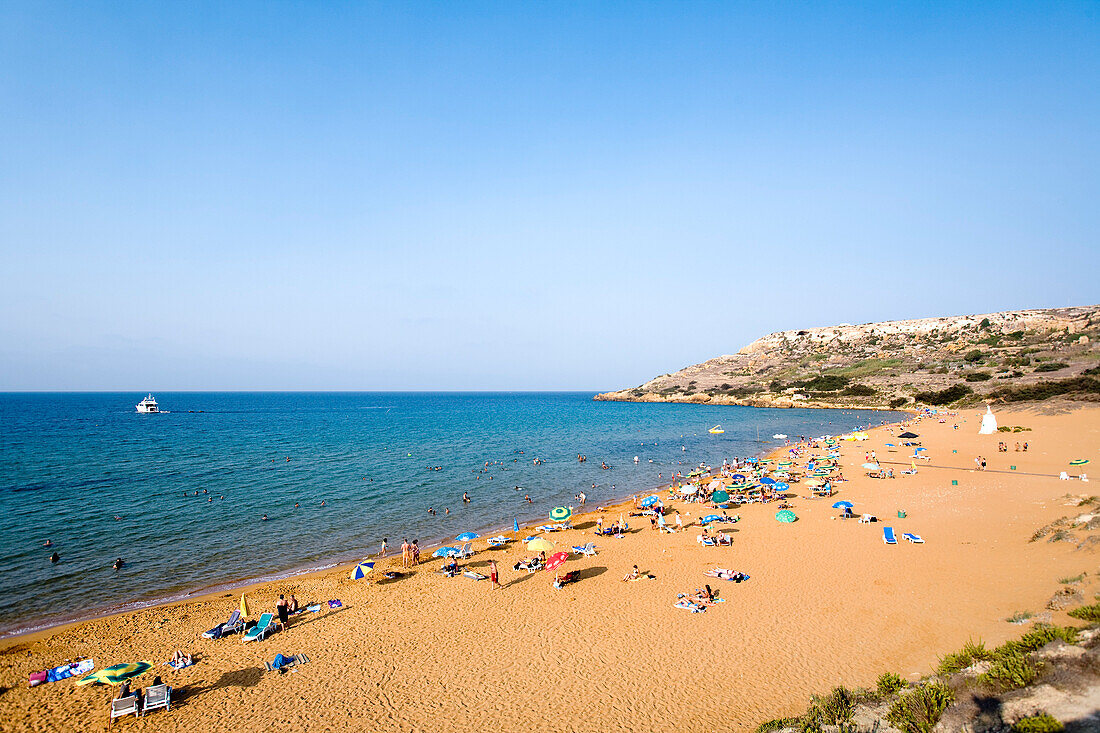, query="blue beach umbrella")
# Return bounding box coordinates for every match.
[760,477,776,485]
[455,532,480,542]
[701,514,723,524]
[832,501,854,509]
[639,495,660,508]
[774,482,790,492]
[351,561,374,580]
[885,443,896,447]
[432,546,460,558]
[731,474,747,483]
[513,518,520,534]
